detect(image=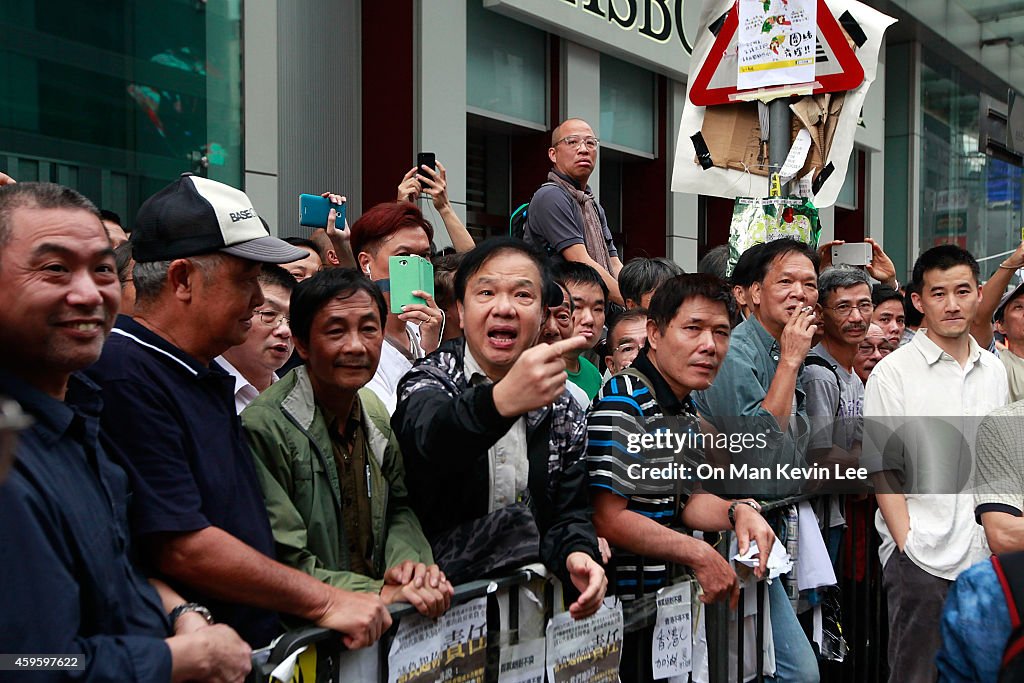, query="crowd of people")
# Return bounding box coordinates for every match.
[1,115,1023,683]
